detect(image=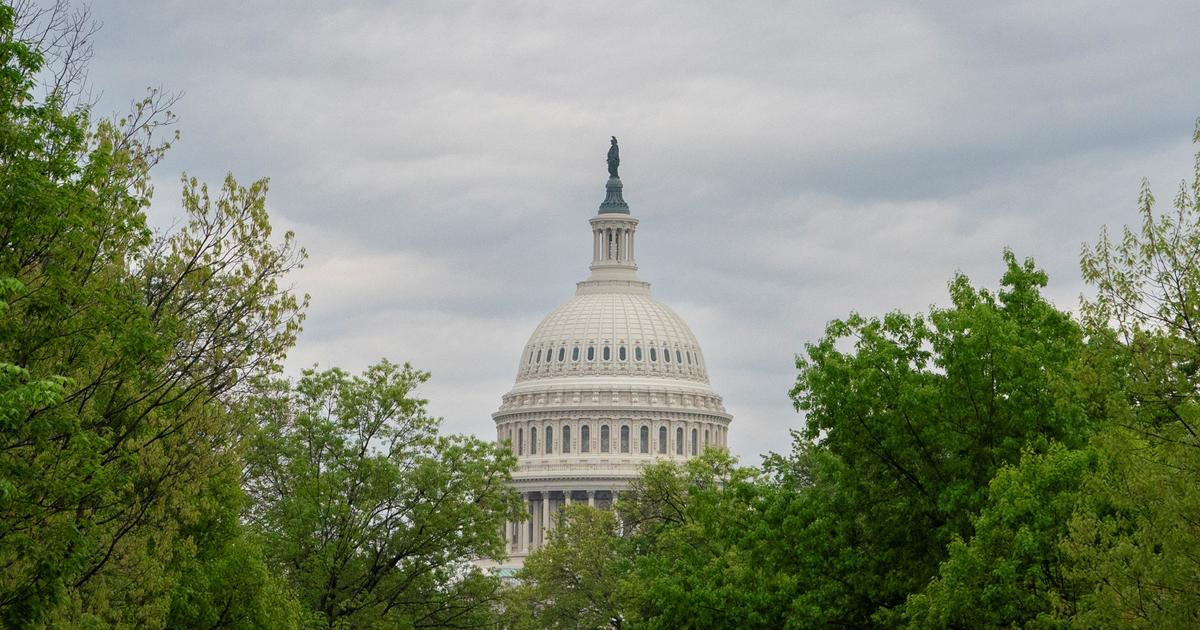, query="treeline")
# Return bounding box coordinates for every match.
[0,4,519,628]
[507,145,1200,626]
